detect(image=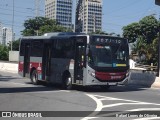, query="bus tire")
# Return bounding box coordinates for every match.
[31,70,39,85]
[63,76,72,90]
